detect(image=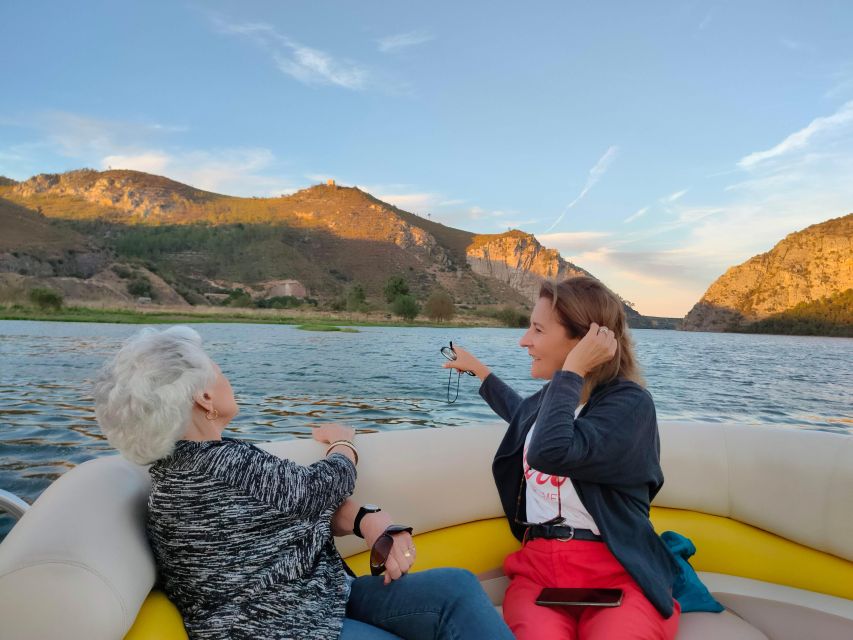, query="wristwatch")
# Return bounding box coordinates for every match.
[353,504,382,539]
